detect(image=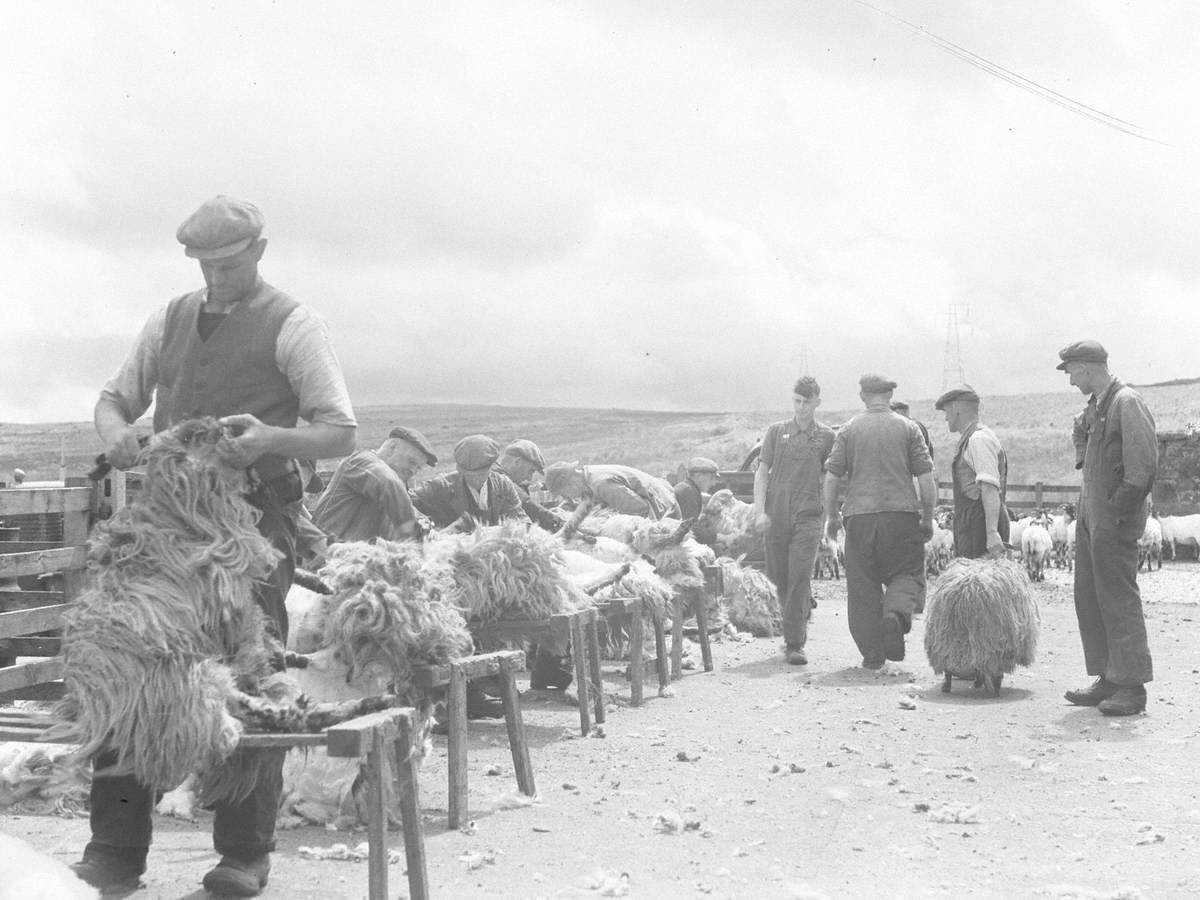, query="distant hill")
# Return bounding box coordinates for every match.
[4,382,1199,486]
